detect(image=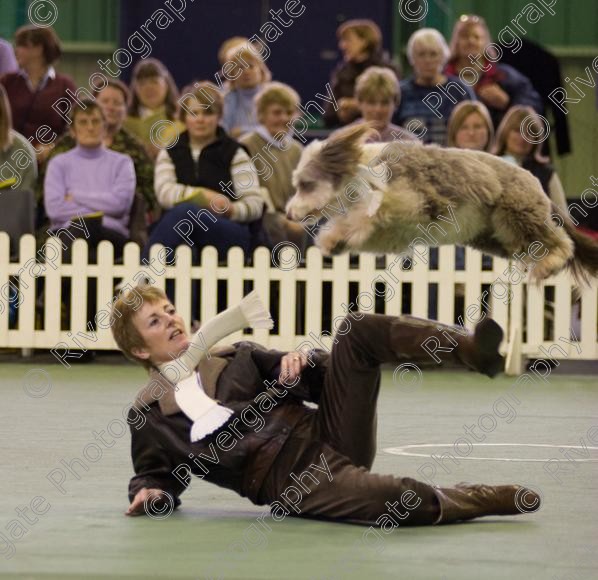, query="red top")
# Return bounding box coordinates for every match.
[1,71,77,147]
